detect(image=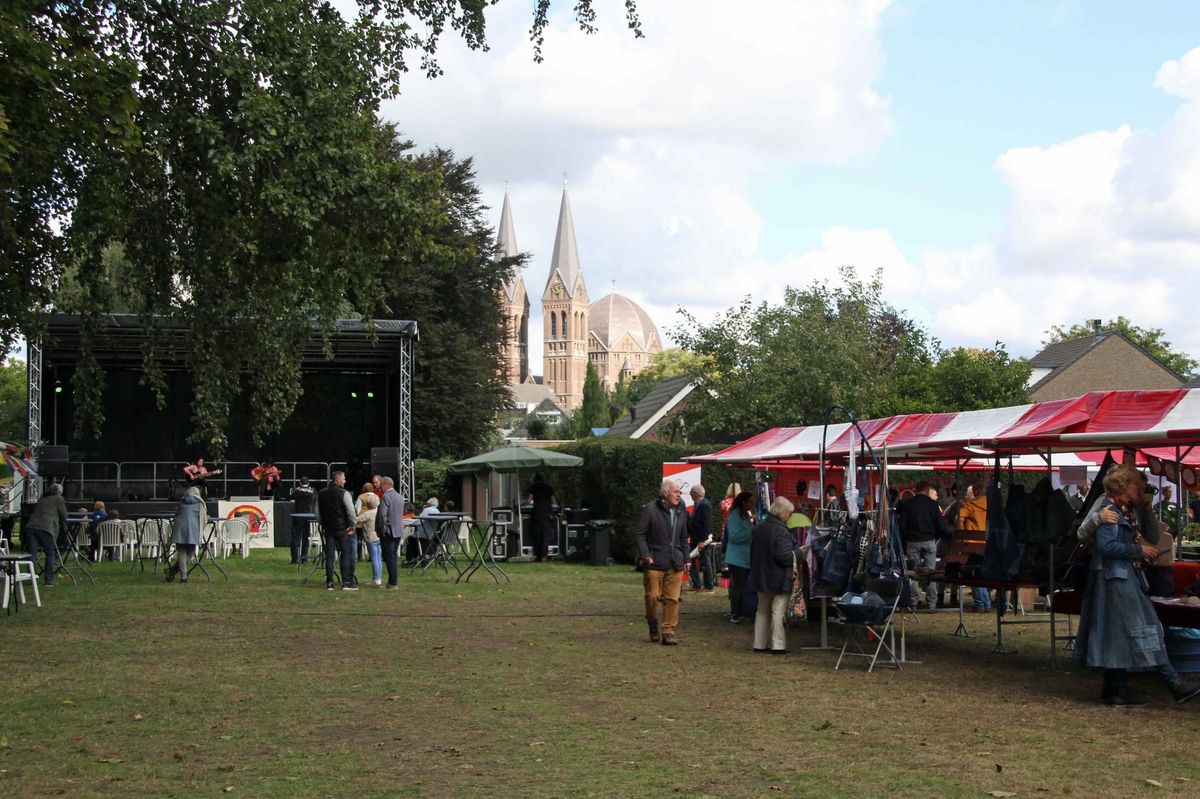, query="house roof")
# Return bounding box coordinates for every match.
[1028,332,1183,393]
[507,382,555,407]
[606,374,695,439]
[1184,375,1200,388]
